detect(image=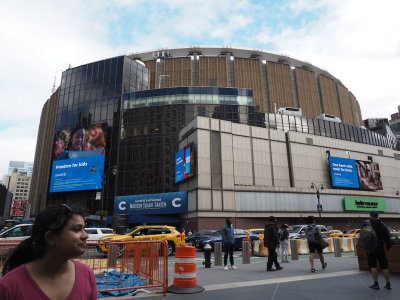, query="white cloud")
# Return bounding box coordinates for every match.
[1,0,399,177]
